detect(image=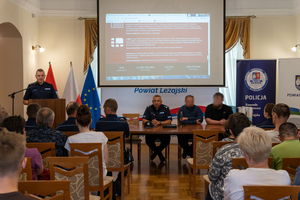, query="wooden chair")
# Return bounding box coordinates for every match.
[103,131,131,200]
[243,185,300,200]
[48,157,99,200]
[202,141,234,197]
[69,143,113,200]
[188,129,219,198]
[26,142,56,169]
[232,157,274,169]
[123,113,142,163]
[19,180,71,200]
[282,157,300,175]
[64,131,79,138]
[19,157,32,181]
